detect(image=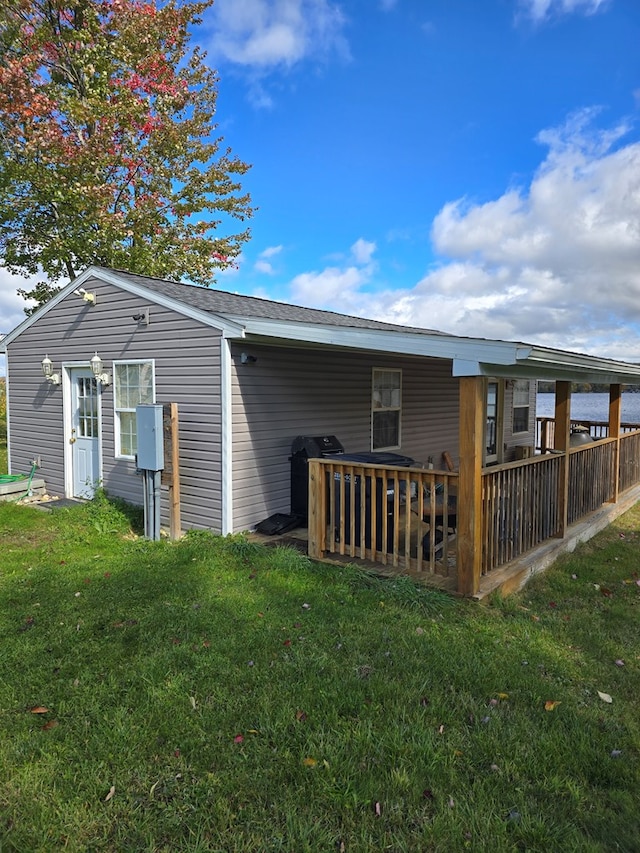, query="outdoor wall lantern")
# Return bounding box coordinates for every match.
[74,287,97,305]
[90,352,112,386]
[41,355,61,385]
